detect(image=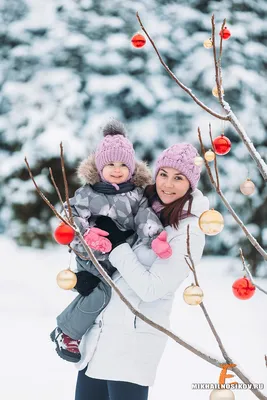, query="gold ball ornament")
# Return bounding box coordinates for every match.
[199,209,224,236]
[183,284,204,305]
[210,389,235,399]
[203,38,213,48]
[240,178,255,196]
[56,269,77,290]
[212,86,224,97]
[194,156,204,166]
[204,149,215,162]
